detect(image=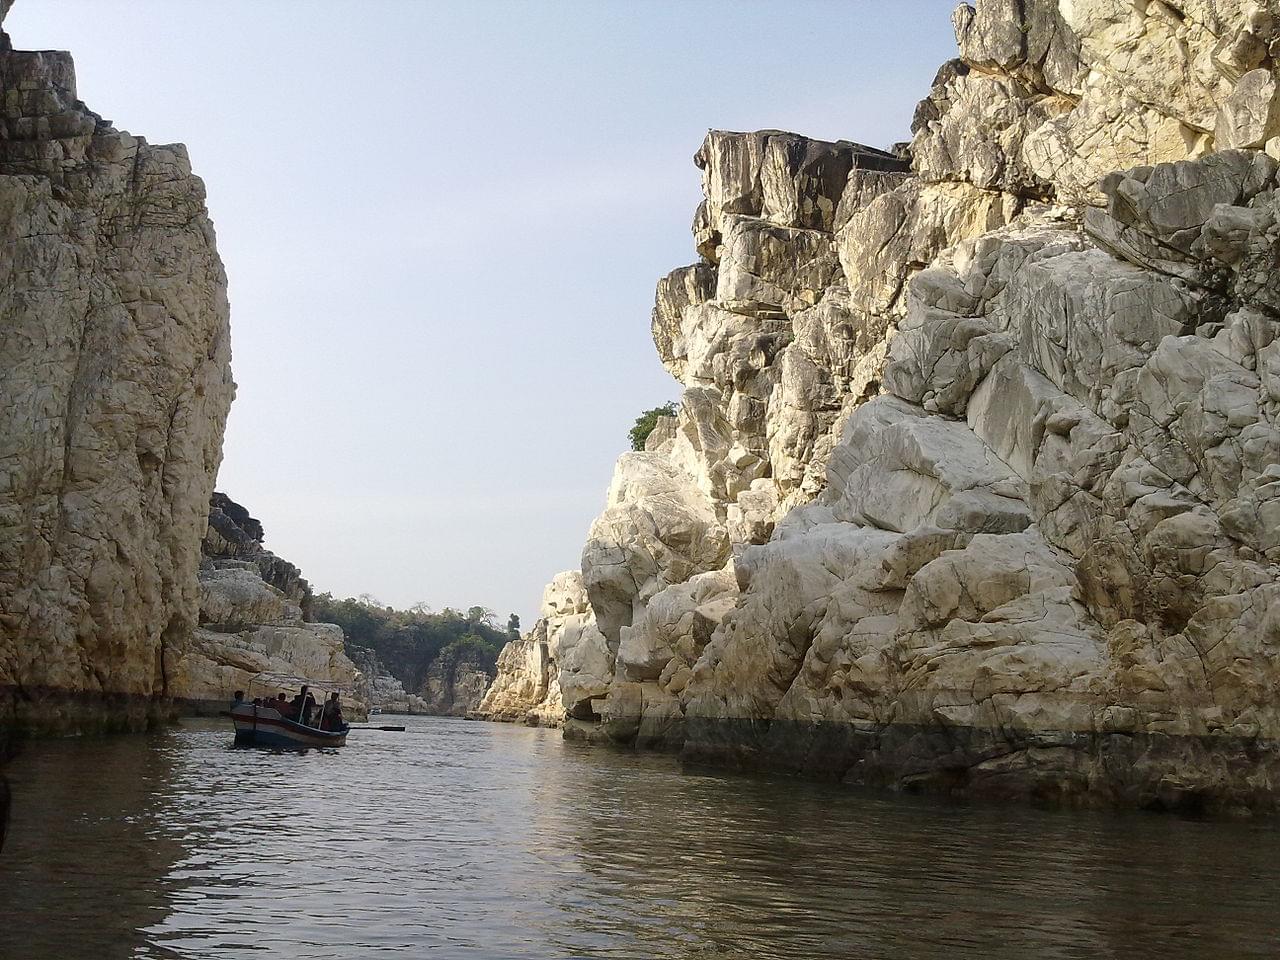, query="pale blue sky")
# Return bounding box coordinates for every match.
[9,0,959,626]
